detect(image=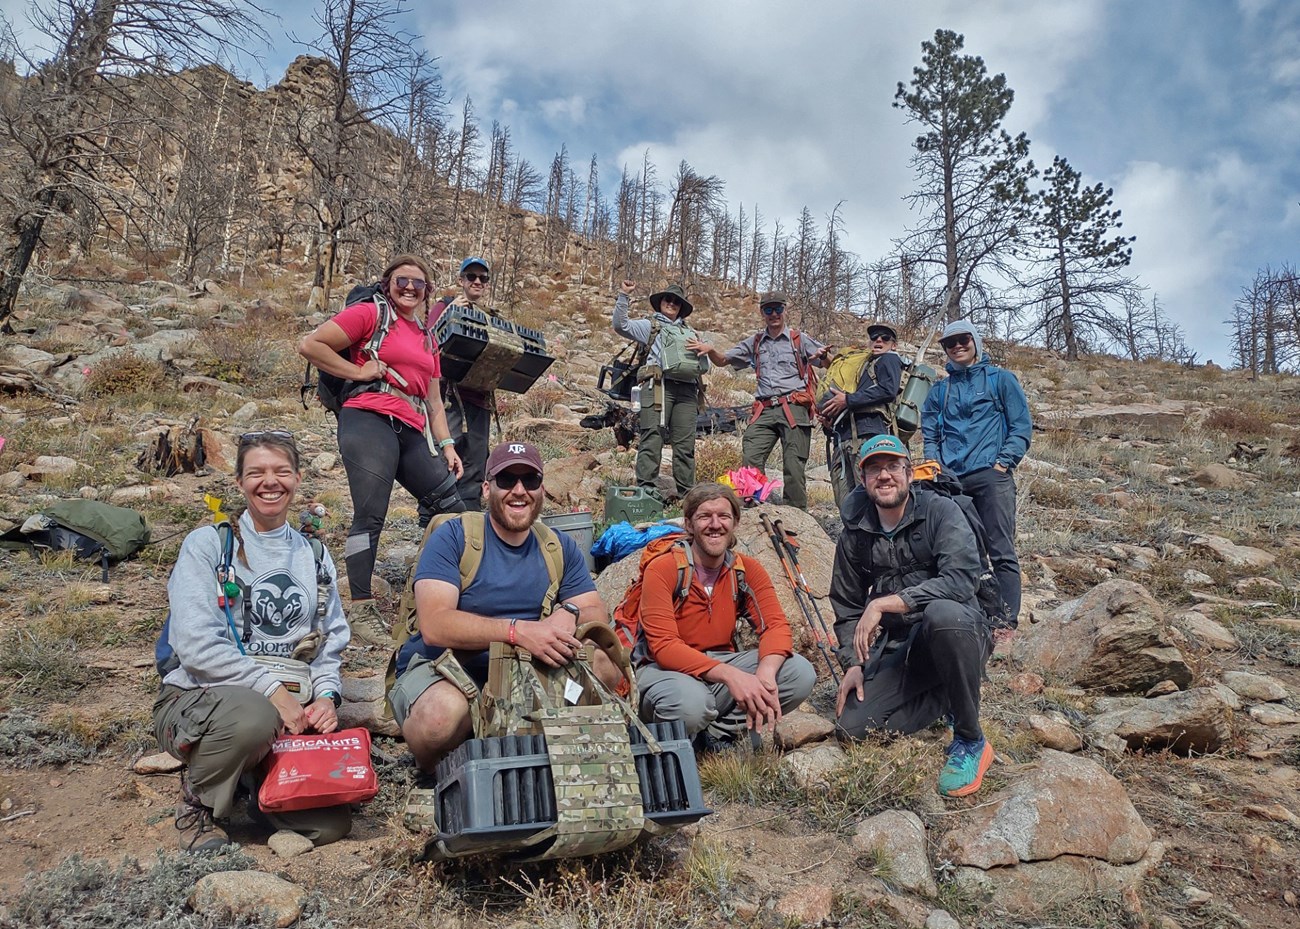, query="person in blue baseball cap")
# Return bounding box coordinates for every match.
[827,434,996,798]
[429,257,497,510]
